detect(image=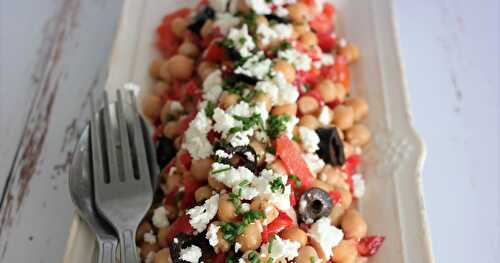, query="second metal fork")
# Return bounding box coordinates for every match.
[90,89,155,263]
